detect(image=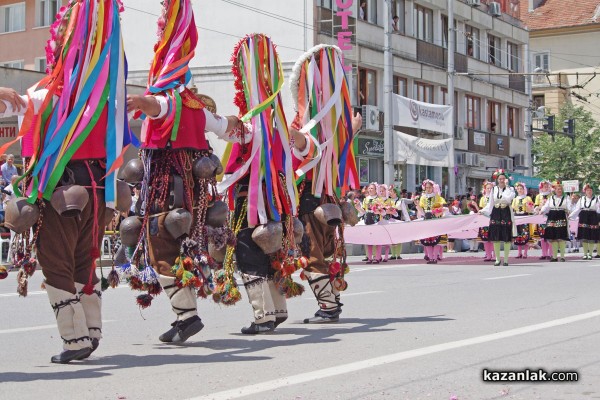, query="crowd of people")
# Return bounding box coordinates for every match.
[345,173,600,266]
